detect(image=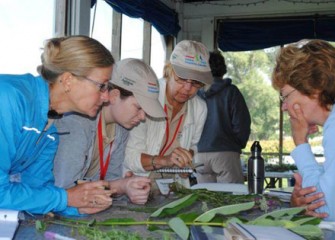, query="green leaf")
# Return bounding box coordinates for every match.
[178,212,199,222]
[150,194,198,218]
[290,225,323,240]
[168,217,189,240]
[249,218,279,226]
[278,220,299,228]
[251,207,305,224]
[87,219,96,227]
[293,217,318,226]
[35,220,46,232]
[194,202,255,222]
